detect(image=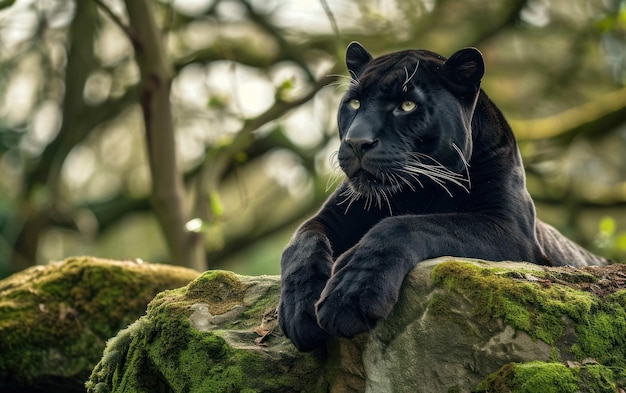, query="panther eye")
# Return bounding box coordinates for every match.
[348,99,361,110]
[400,101,417,112]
